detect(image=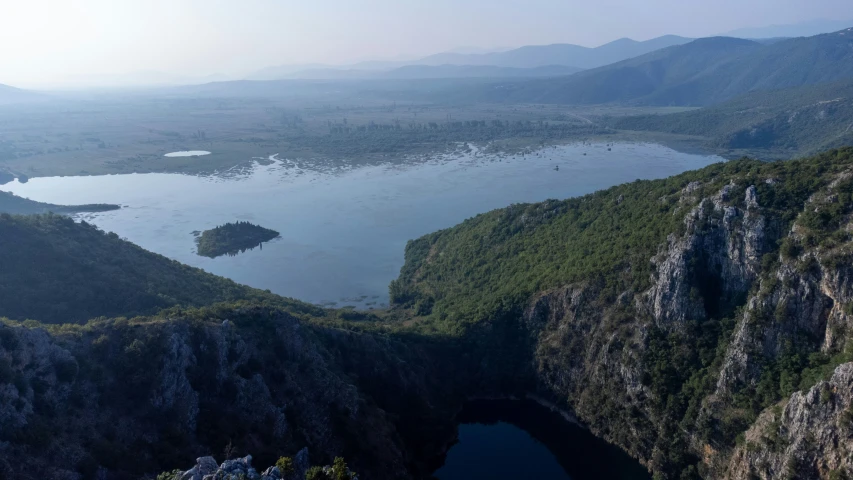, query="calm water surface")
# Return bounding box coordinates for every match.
[3,143,722,307]
[434,400,651,480]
